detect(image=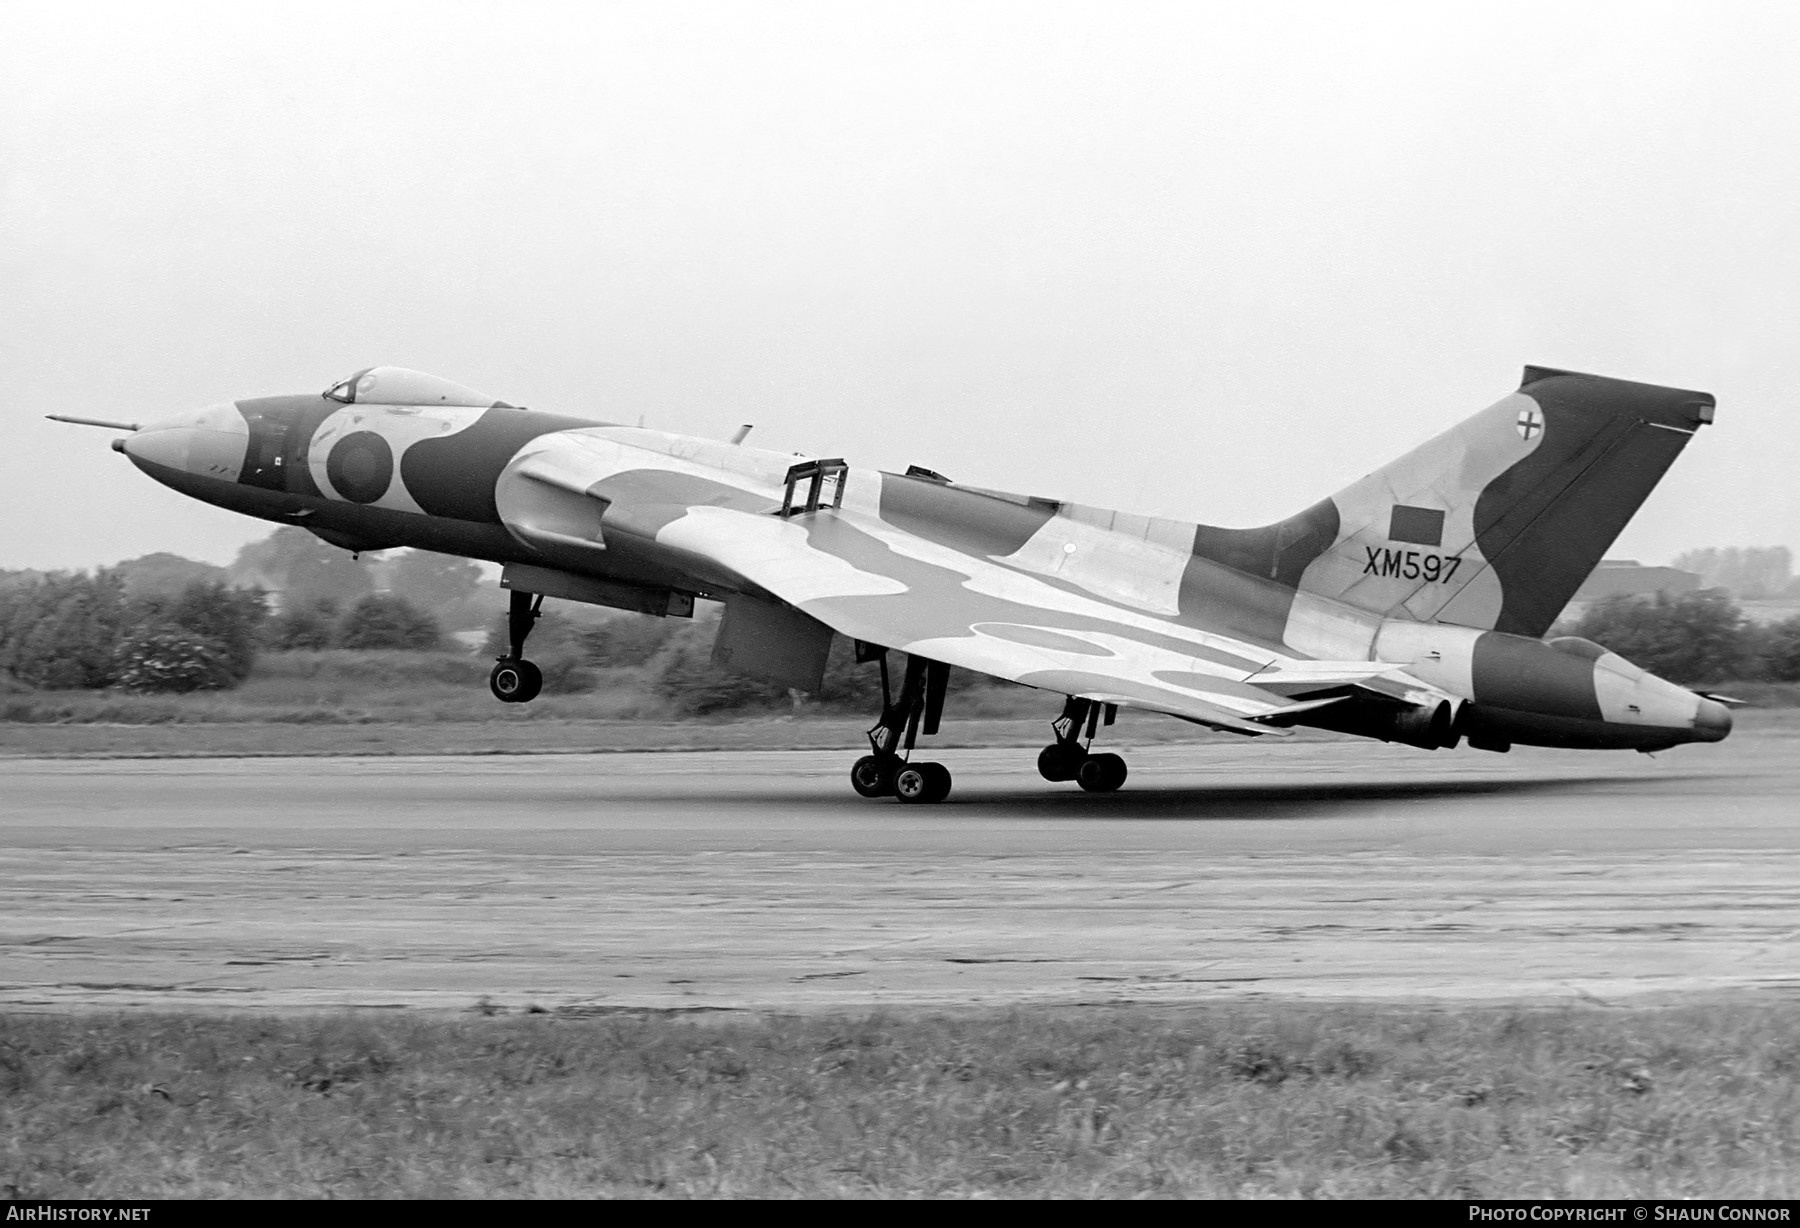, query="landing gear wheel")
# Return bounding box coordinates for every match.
[1076,752,1127,794]
[894,761,953,804]
[850,754,899,798]
[490,659,542,704]
[1037,743,1085,782]
[919,761,952,803]
[491,589,545,703]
